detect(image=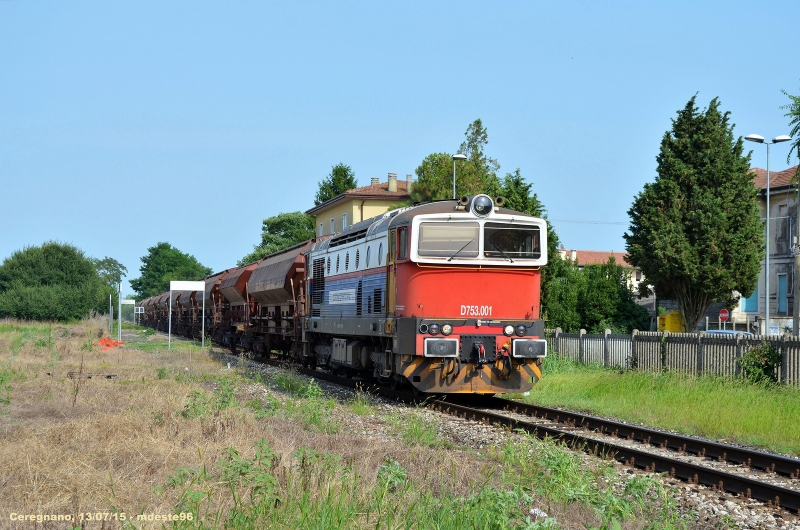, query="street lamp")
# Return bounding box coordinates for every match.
[452,153,467,199]
[745,133,793,335]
